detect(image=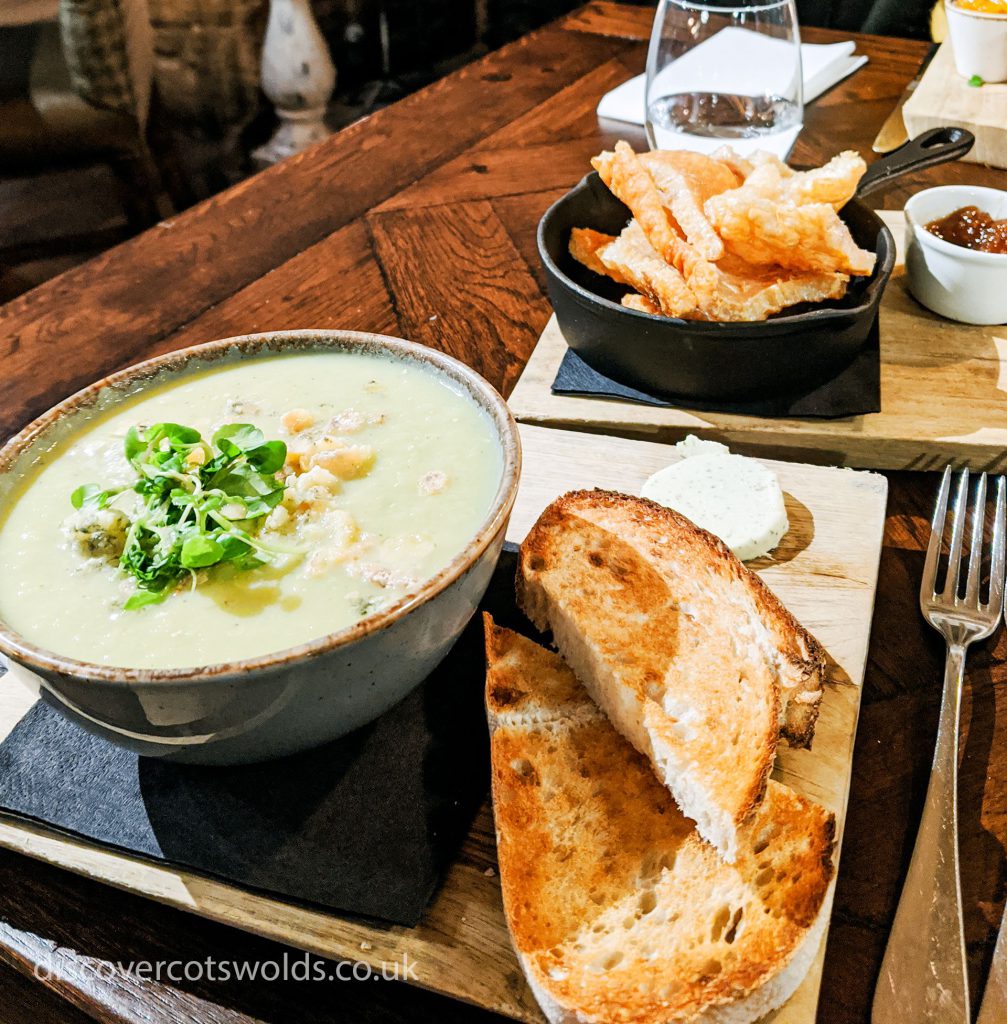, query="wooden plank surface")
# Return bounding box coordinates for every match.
[904,43,1007,169]
[0,424,887,1024]
[1,6,1007,1024]
[508,212,1007,471]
